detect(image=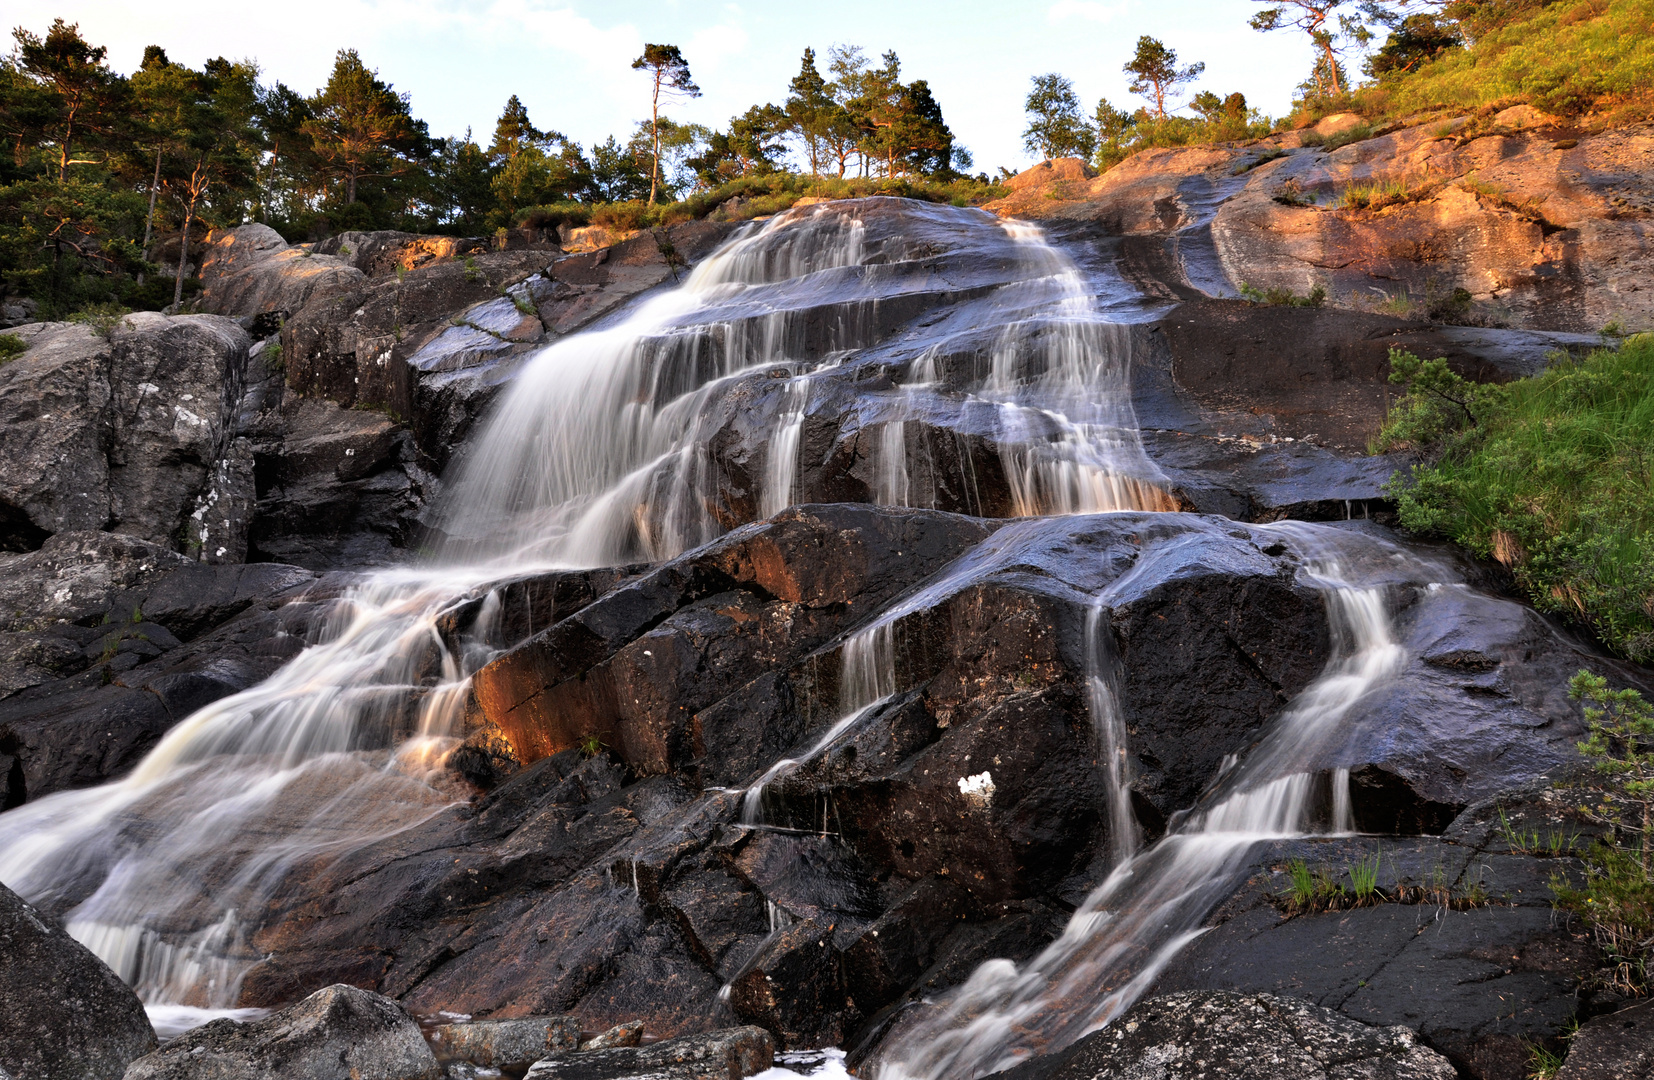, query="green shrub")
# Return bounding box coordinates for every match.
[67,302,131,339]
[0,334,26,363]
[1380,337,1654,661]
[1239,281,1326,307]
